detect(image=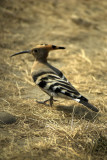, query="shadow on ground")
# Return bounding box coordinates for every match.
[56,105,99,121]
